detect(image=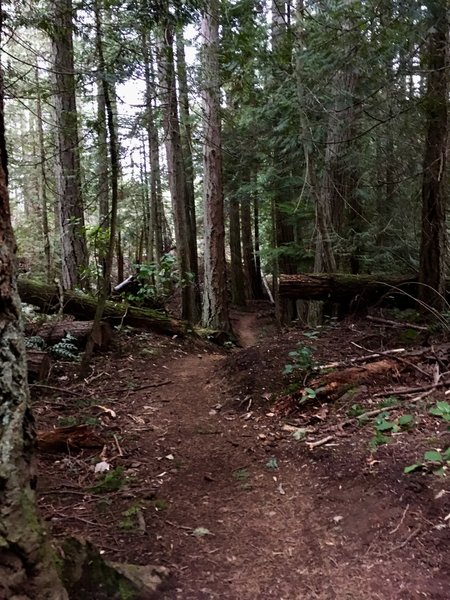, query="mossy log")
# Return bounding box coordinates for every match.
[18,278,186,336]
[279,273,418,306]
